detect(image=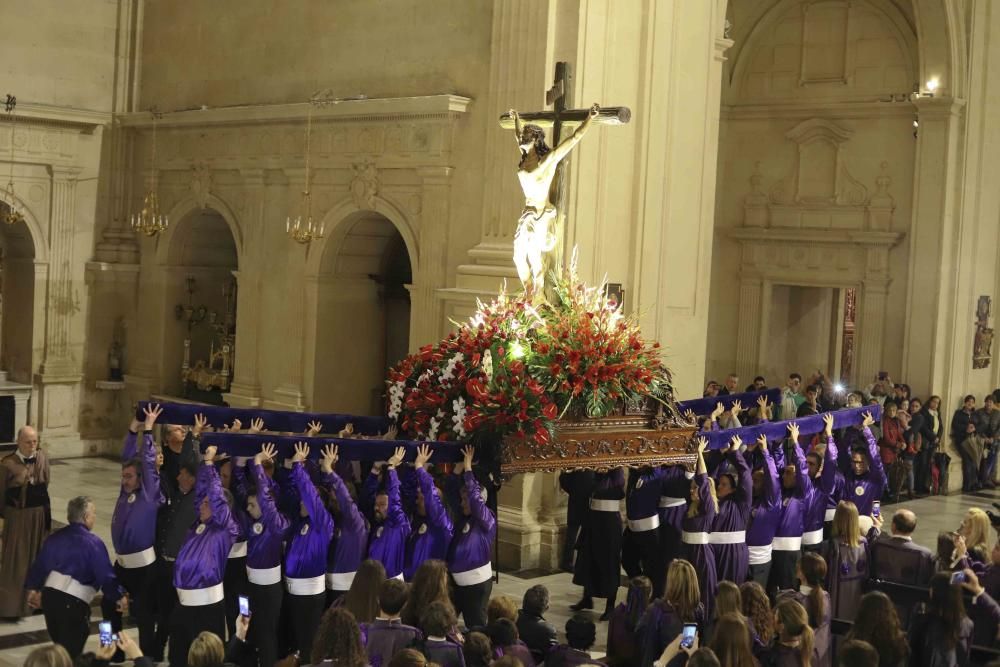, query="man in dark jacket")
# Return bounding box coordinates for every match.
[516,584,558,663]
[558,470,595,572]
[952,395,980,491]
